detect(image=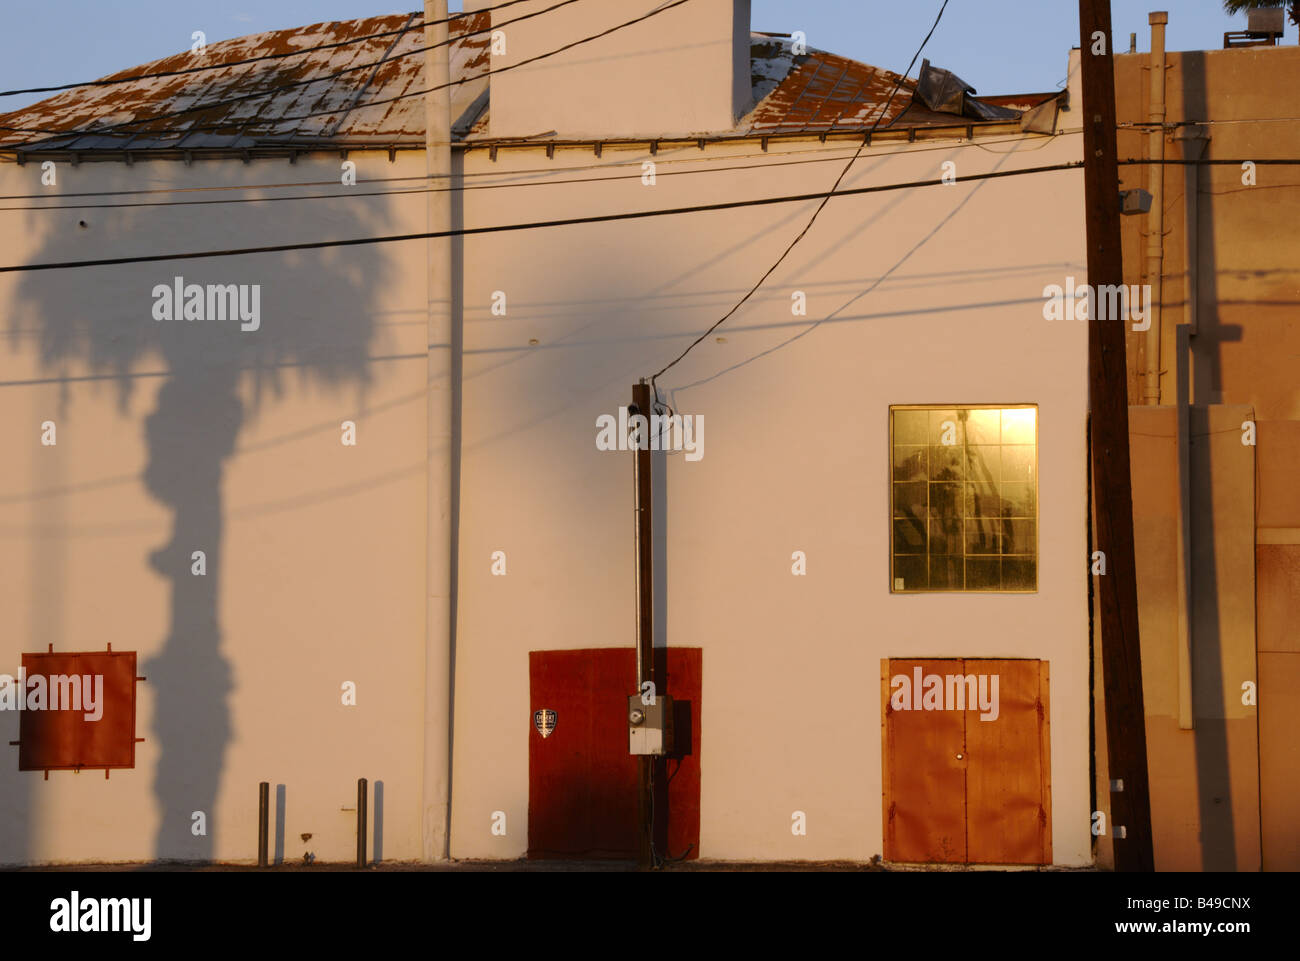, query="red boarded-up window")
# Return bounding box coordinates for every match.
[13,650,141,773]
